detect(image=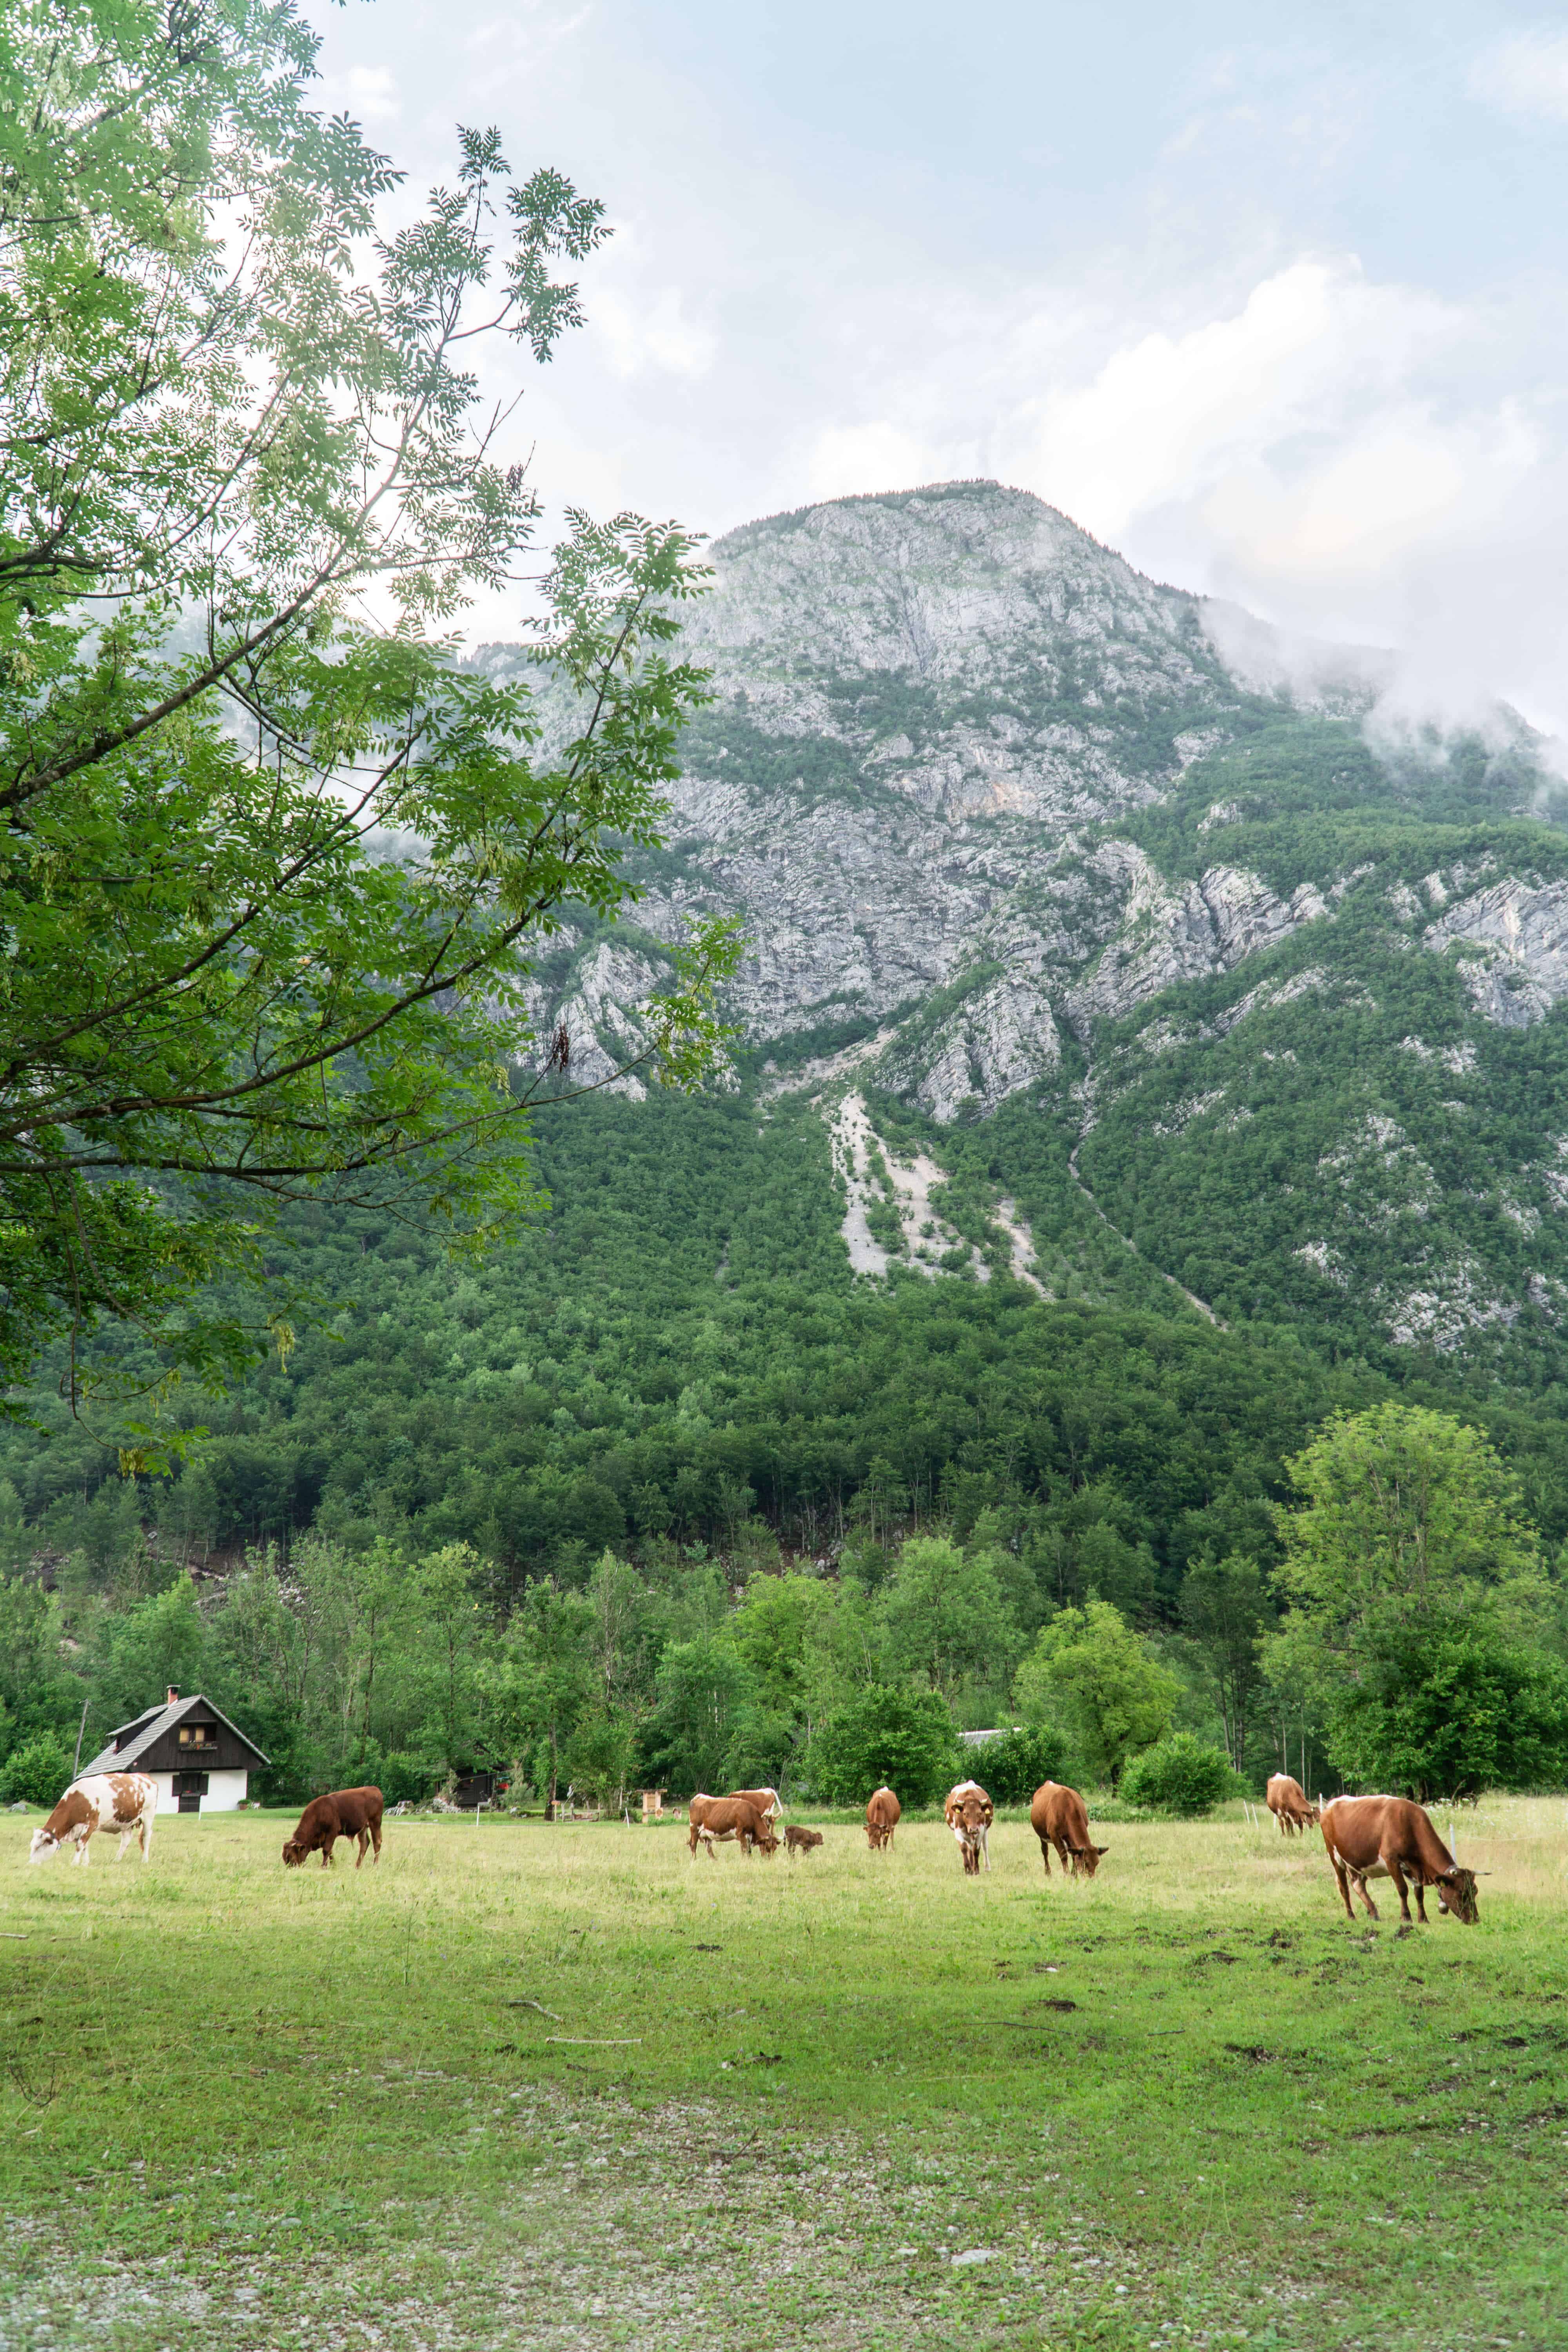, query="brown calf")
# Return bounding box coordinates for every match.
[1266,1773,1318,1836]
[865,1786,900,1851]
[1319,1795,1479,1926]
[688,1794,777,1858]
[945,1780,994,1875]
[282,1786,384,1870]
[784,1825,823,1859]
[1029,1780,1108,1878]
